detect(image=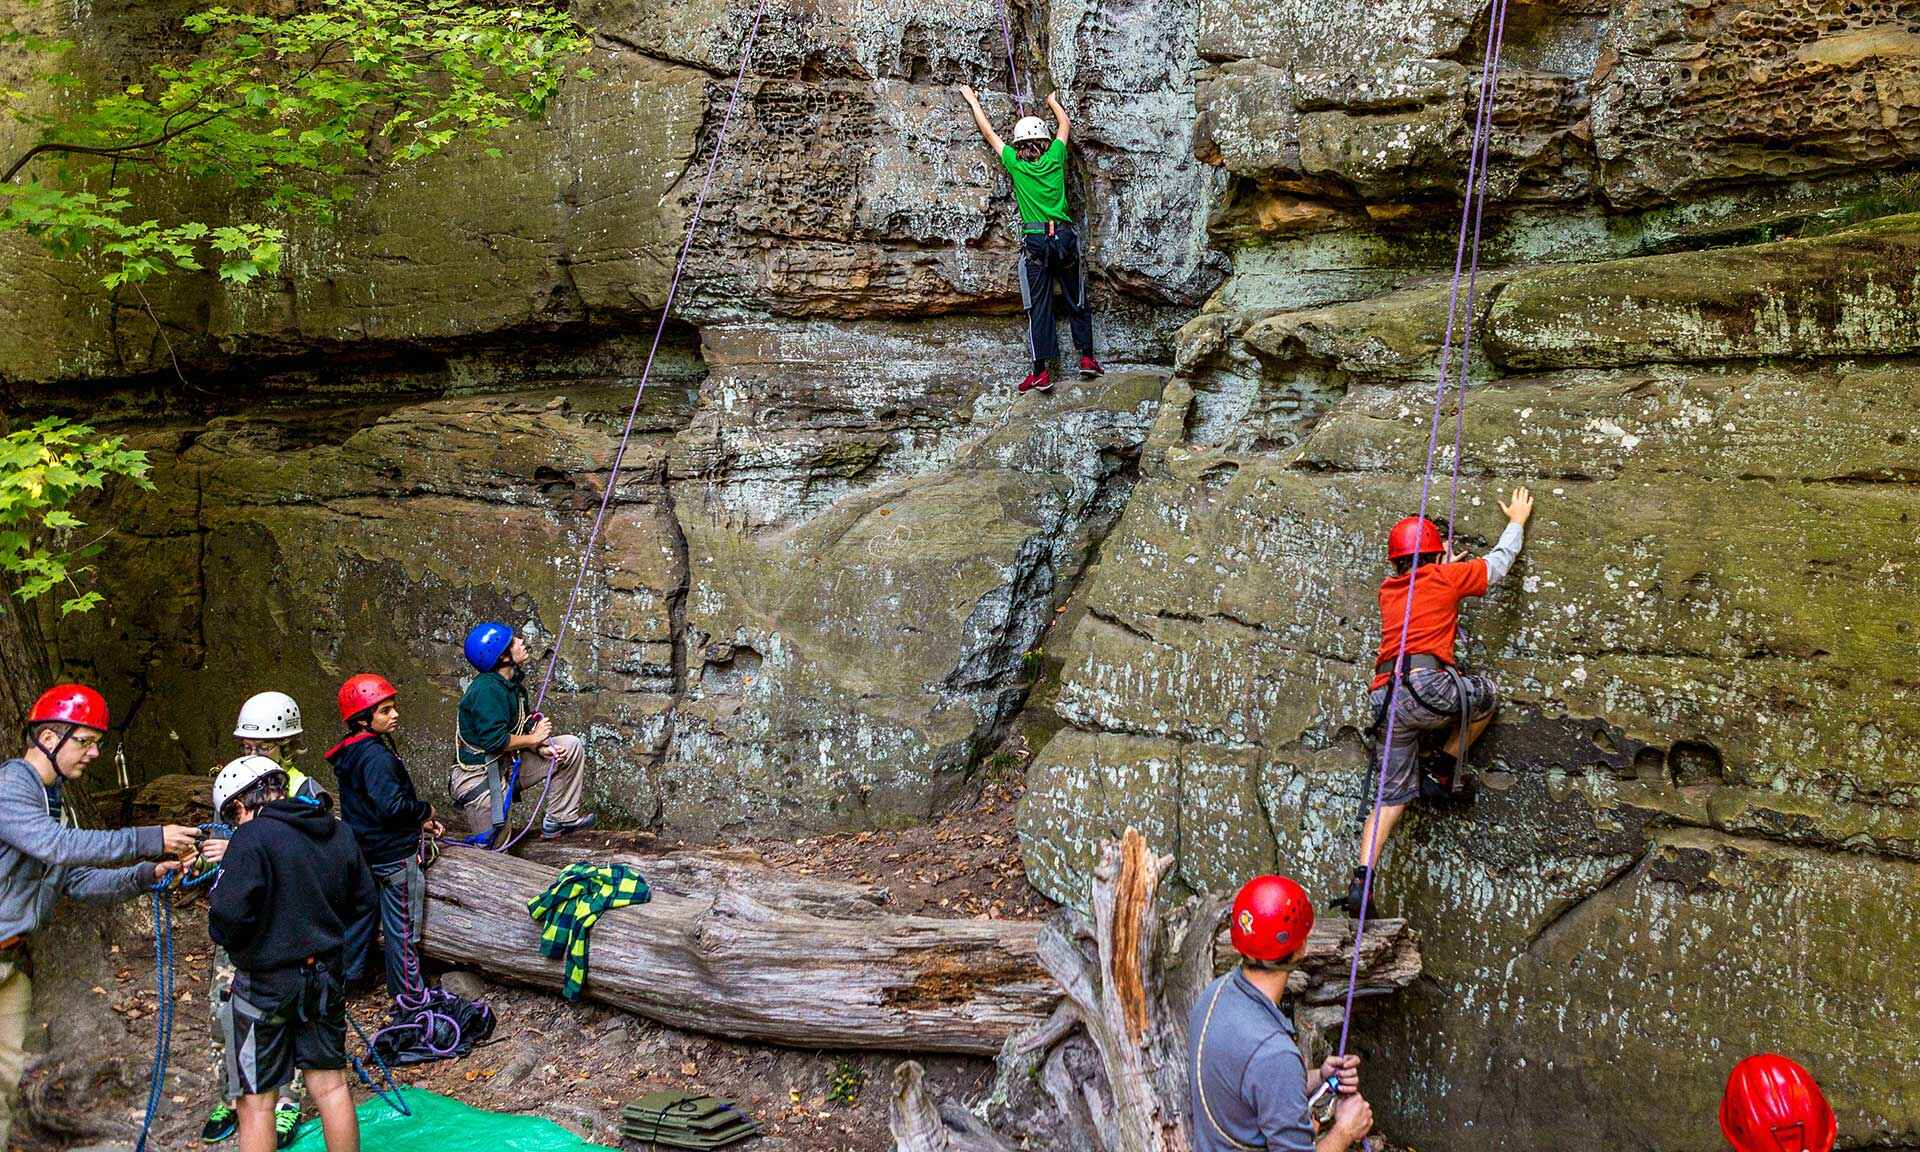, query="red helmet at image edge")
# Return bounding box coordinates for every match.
[27,684,109,732]
[1229,875,1313,963]
[336,673,398,722]
[1387,516,1446,561]
[1719,1054,1836,1152]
